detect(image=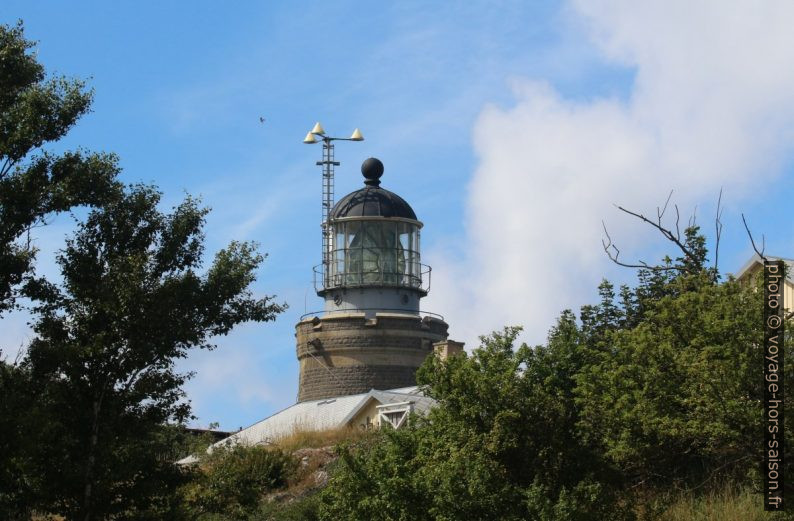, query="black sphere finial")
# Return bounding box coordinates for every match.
[361,157,384,186]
